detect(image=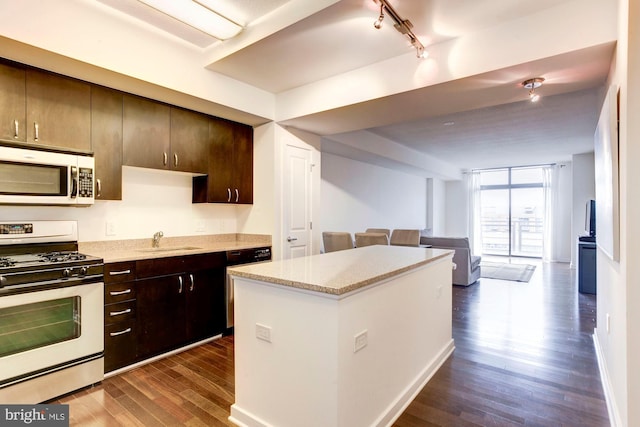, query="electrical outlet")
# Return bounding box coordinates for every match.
[195,220,205,232]
[256,323,272,342]
[105,221,116,236]
[354,330,368,353]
